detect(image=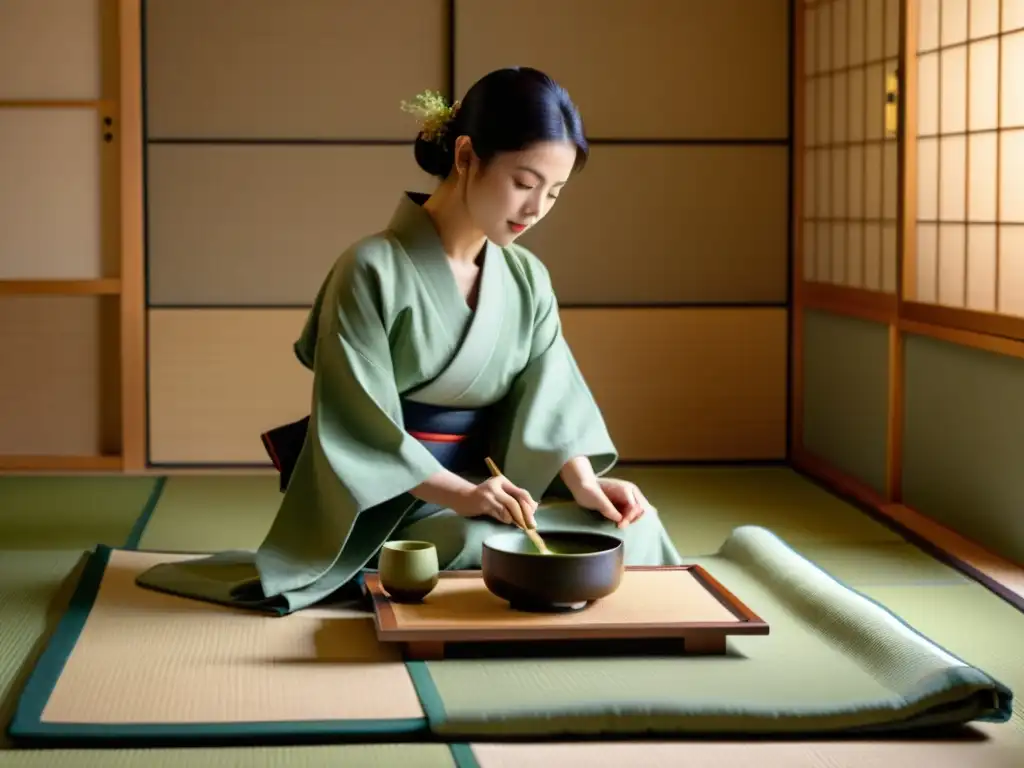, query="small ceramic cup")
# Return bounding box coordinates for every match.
[379,540,439,603]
